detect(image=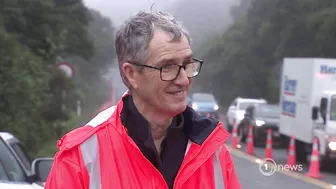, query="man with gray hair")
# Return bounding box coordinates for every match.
[45,10,241,189]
